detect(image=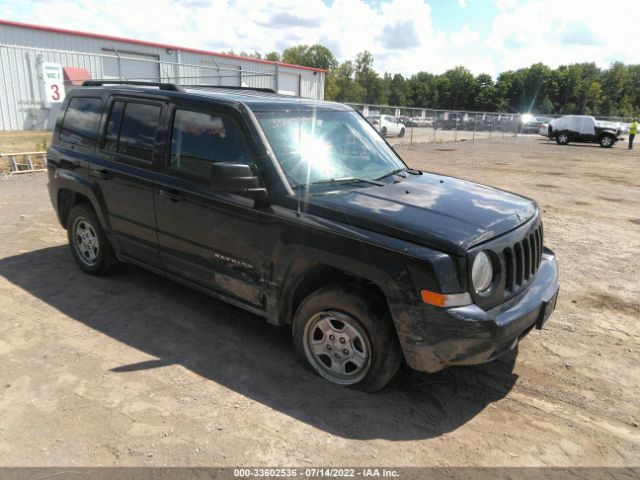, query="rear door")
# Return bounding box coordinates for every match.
[154,102,266,307]
[91,96,165,267]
